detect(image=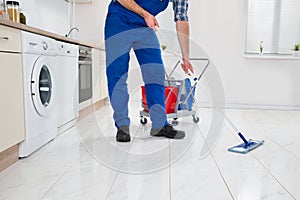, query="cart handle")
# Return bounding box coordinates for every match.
[182,58,210,105]
[168,58,210,78]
